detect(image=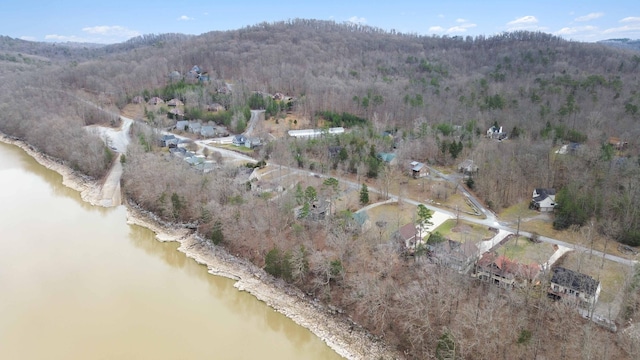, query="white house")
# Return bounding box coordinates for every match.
[287,127,345,138]
[531,188,556,212]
